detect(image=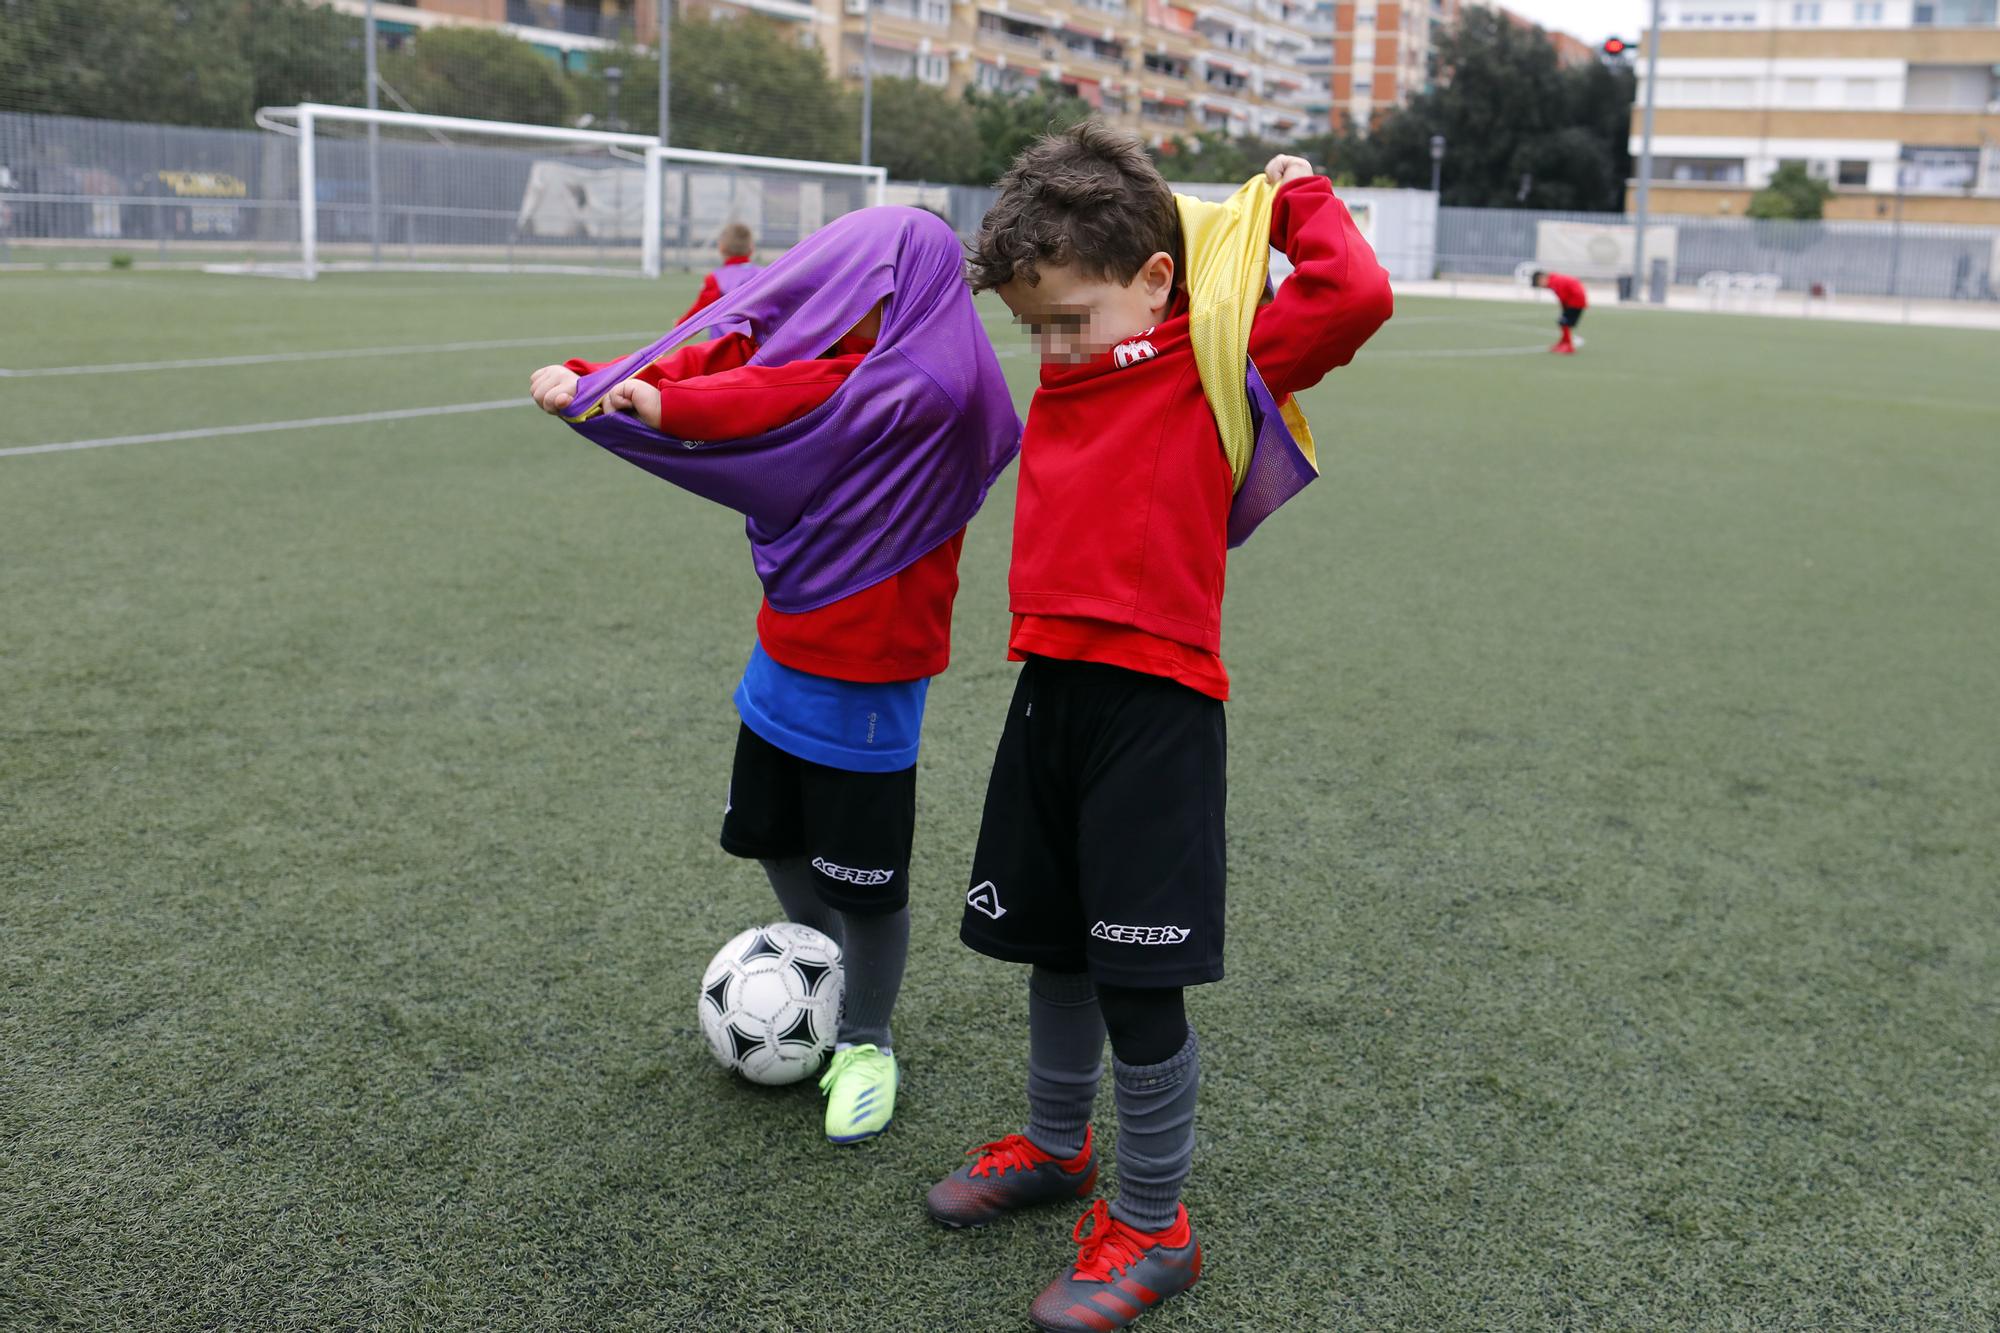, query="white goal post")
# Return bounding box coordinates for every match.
[252,103,887,281]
